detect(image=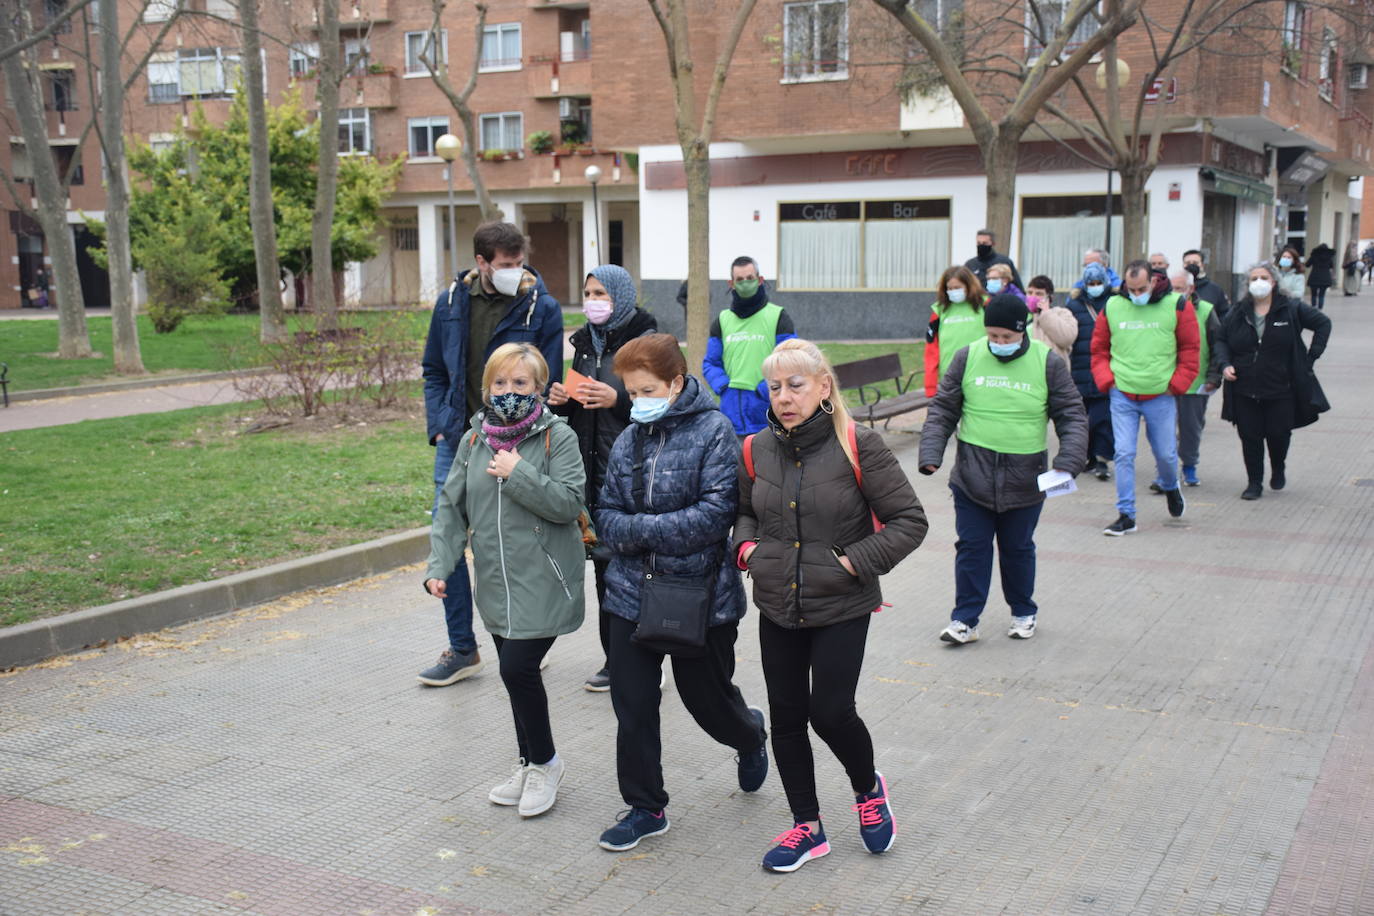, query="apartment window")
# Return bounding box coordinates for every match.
[44,0,73,34]
[148,133,176,156]
[205,0,236,16]
[1020,194,1127,291]
[1282,2,1306,75]
[393,226,419,251]
[560,19,590,62]
[479,112,523,152]
[53,145,83,185]
[338,107,371,154]
[915,0,960,30]
[405,30,447,75]
[178,47,239,96]
[289,42,319,78]
[9,144,31,182]
[480,23,522,71]
[344,37,370,76]
[46,71,76,112]
[783,1,848,82]
[777,199,951,290]
[1318,28,1336,101]
[1026,0,1100,61]
[148,52,179,102]
[144,0,178,21]
[408,116,449,157]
